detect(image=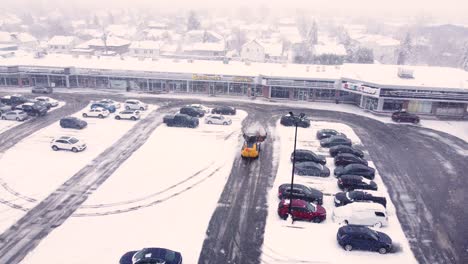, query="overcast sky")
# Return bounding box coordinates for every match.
[5,0,468,22]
